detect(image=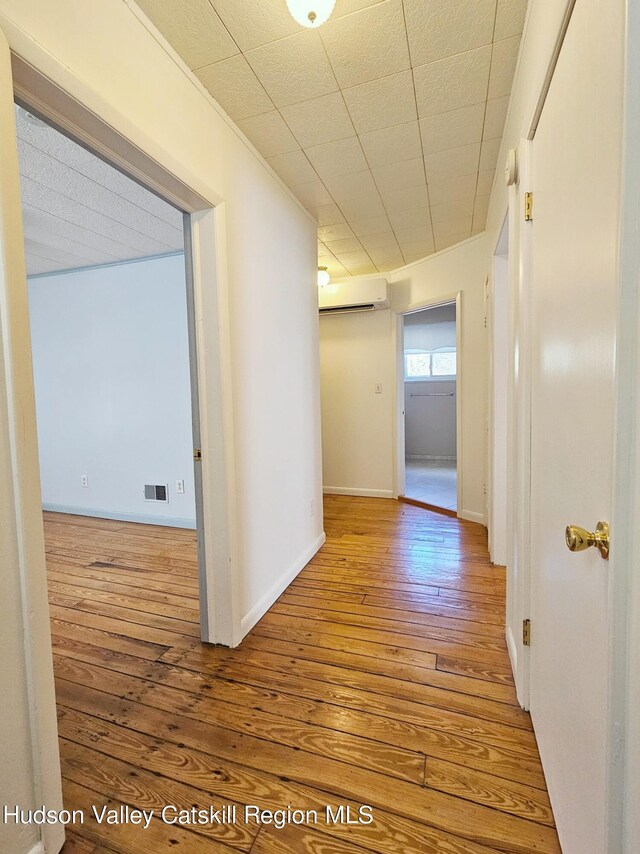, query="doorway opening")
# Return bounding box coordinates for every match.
[15,101,206,632]
[400,301,458,513]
